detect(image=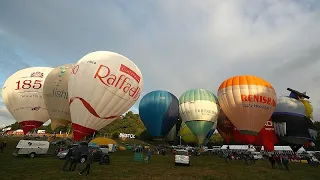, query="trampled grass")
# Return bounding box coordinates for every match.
[0,137,319,180]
